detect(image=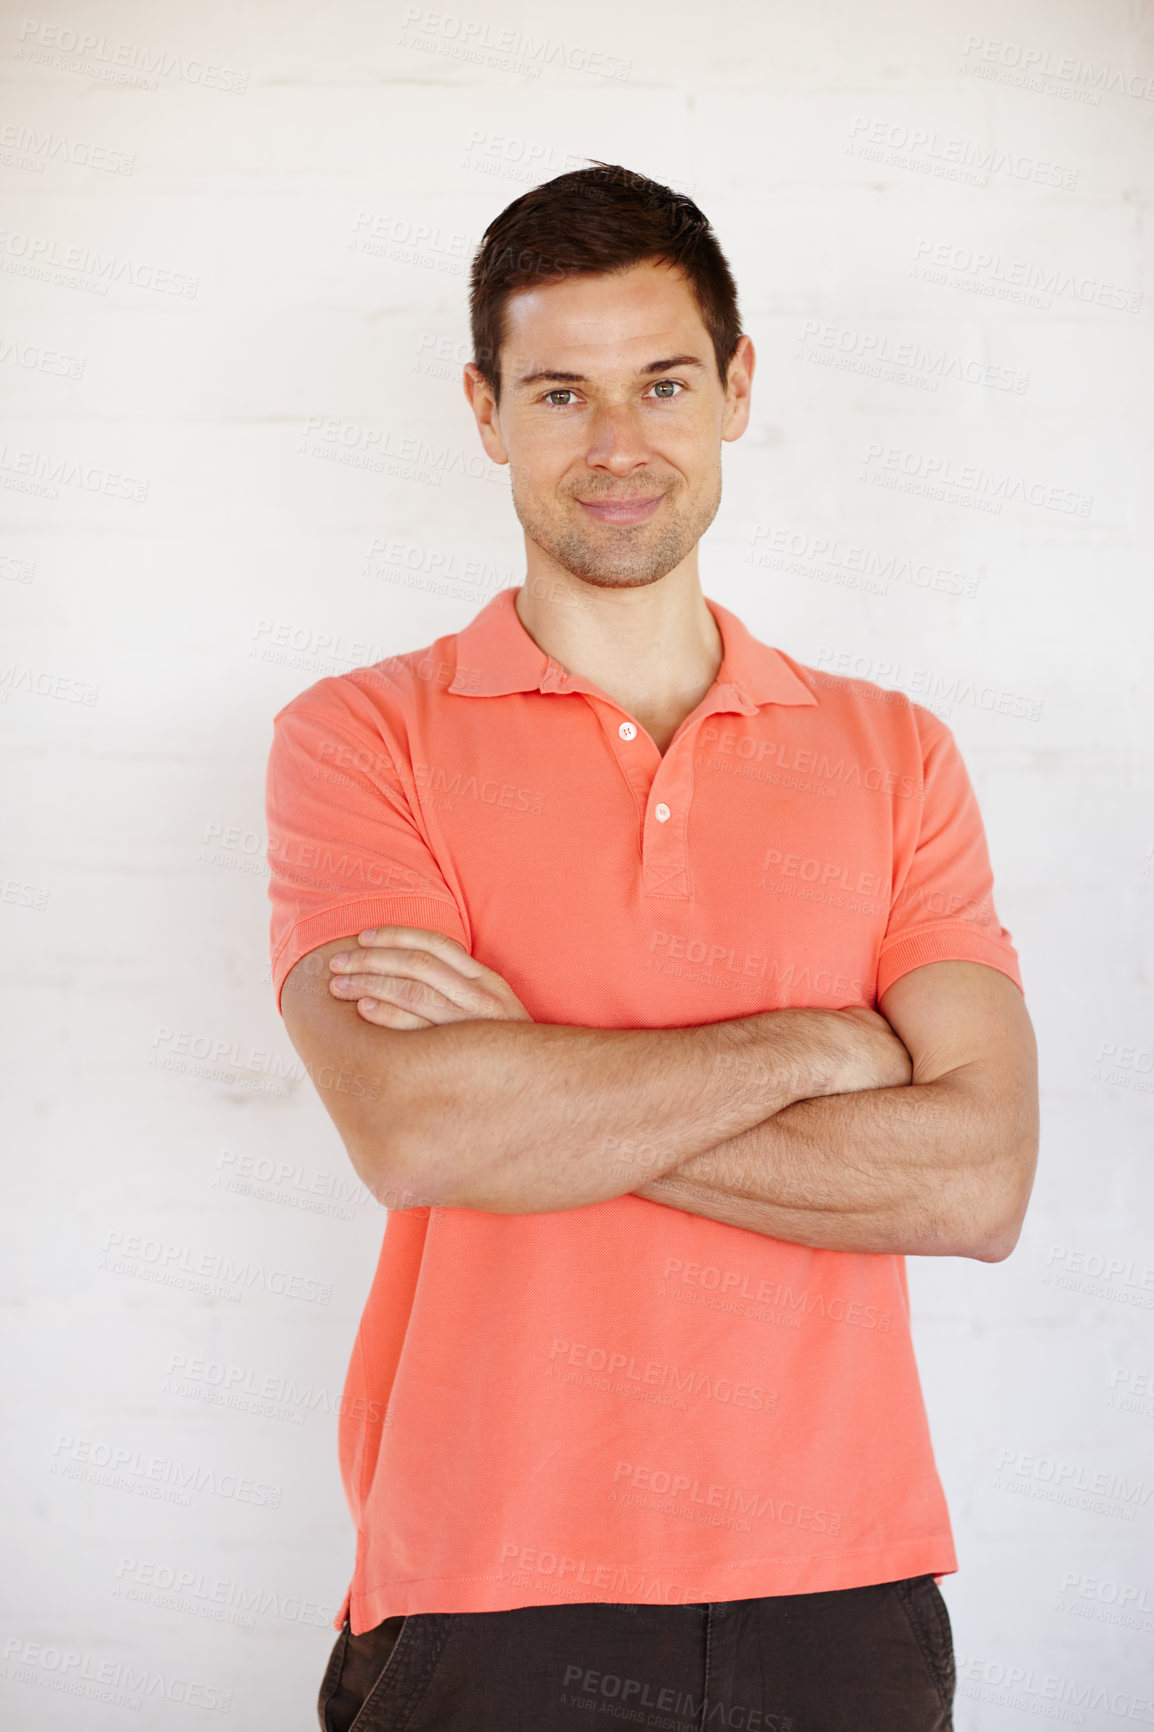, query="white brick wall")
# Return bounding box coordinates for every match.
[2,2,1151,1725]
